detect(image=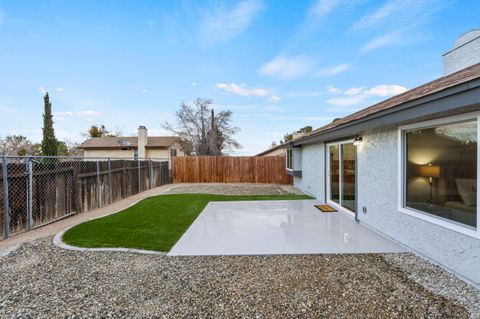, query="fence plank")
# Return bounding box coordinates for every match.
[173,156,292,184]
